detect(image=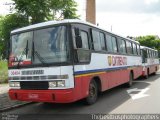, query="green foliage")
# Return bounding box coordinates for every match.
[136,35,160,50]
[13,0,51,24]
[0,61,8,83]
[13,0,79,24]
[50,0,80,19]
[0,16,4,58]
[0,13,29,59]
